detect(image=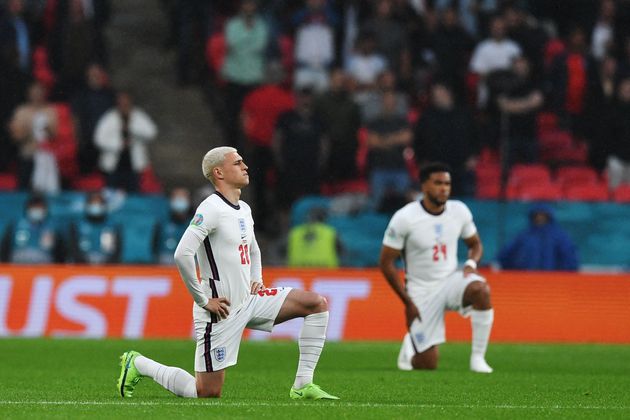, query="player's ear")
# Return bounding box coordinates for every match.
[213,167,223,180]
